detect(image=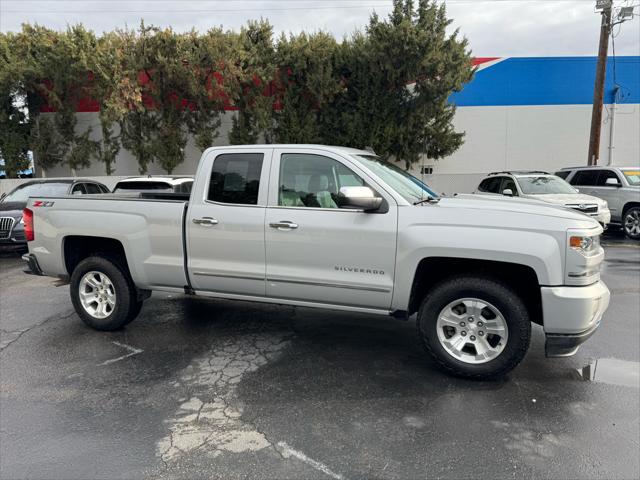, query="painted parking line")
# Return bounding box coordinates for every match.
[277,442,347,480]
[97,341,143,366]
